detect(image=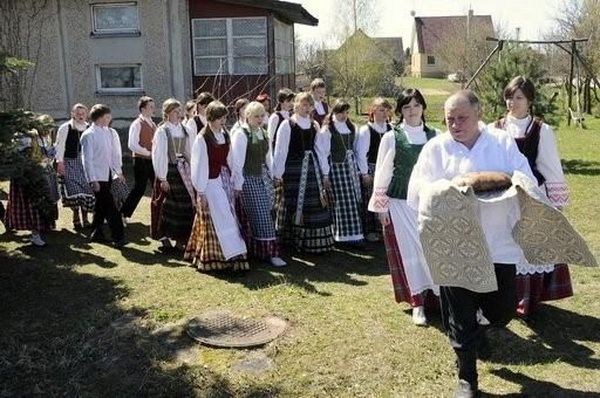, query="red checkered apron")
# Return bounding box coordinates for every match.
[383,218,438,309]
[515,264,573,316]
